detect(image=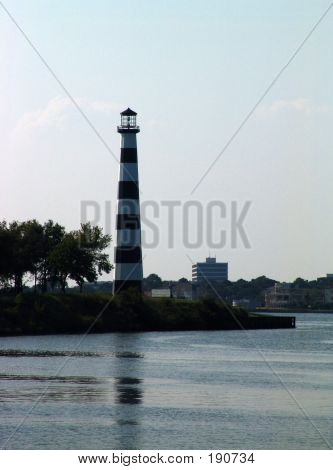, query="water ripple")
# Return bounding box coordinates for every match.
[0,349,144,359]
